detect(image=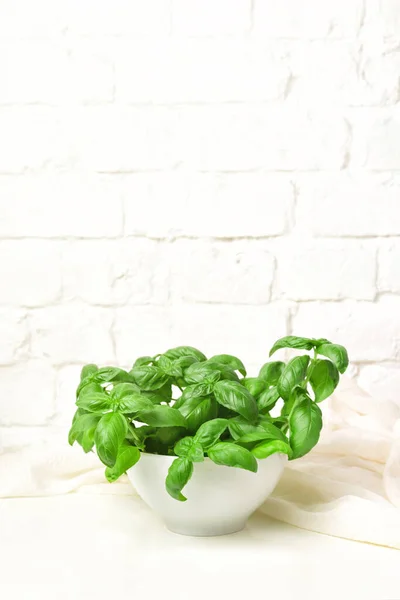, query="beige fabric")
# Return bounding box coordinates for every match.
[1,378,399,549]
